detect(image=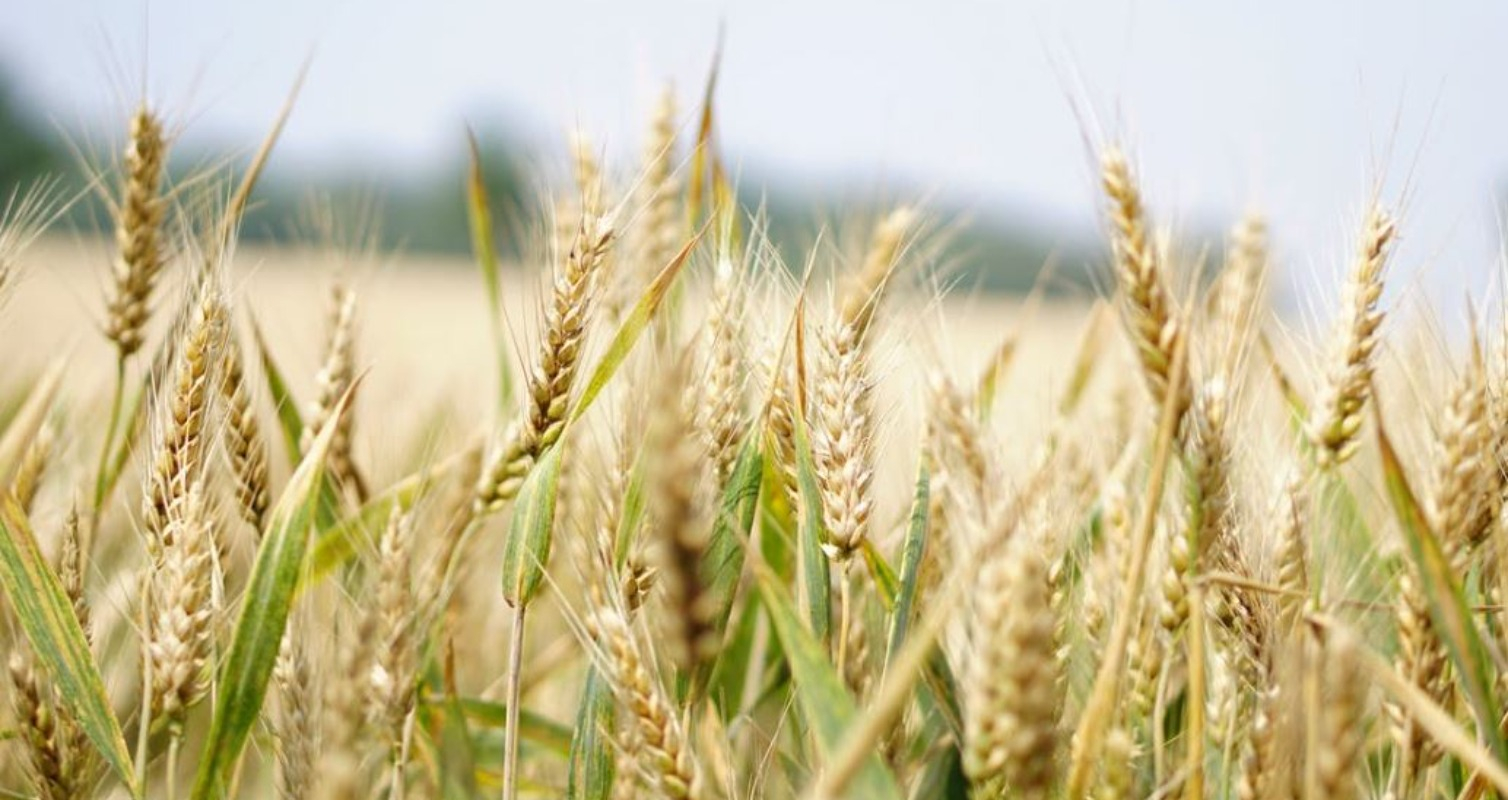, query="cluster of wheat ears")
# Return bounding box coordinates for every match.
[1,66,1508,800]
